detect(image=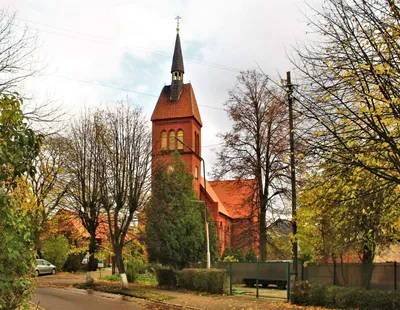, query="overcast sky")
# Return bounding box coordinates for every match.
[4,0,317,177]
